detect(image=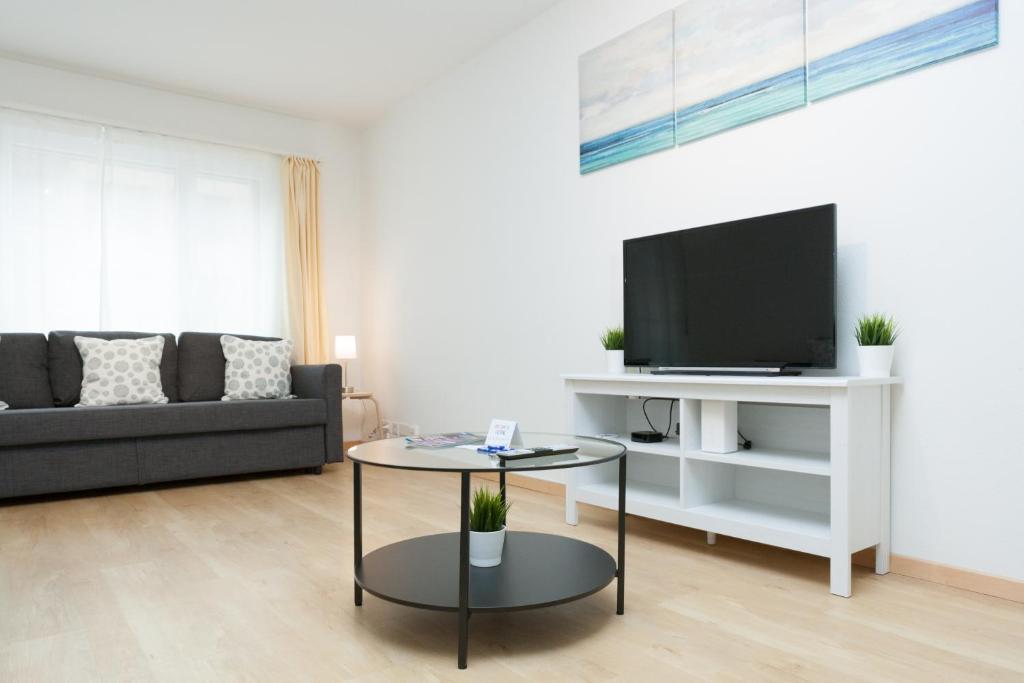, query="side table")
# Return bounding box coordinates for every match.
[342,390,383,440]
